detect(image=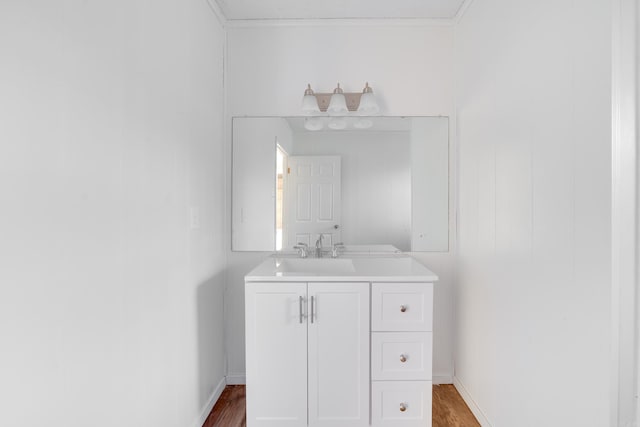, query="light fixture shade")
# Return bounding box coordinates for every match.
[304,117,324,131]
[301,84,320,114]
[327,83,348,116]
[302,95,320,114]
[357,82,380,115]
[327,117,347,130]
[354,118,374,129]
